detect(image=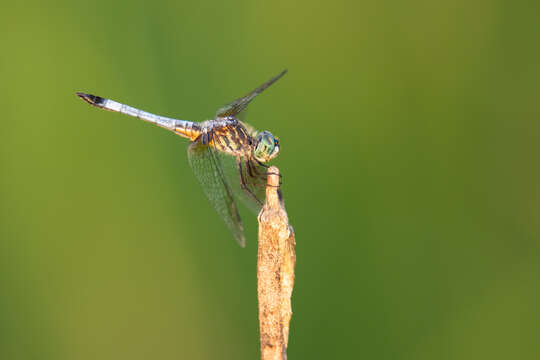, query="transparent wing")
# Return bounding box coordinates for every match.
[216,69,287,119]
[216,152,267,215]
[187,141,246,247]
